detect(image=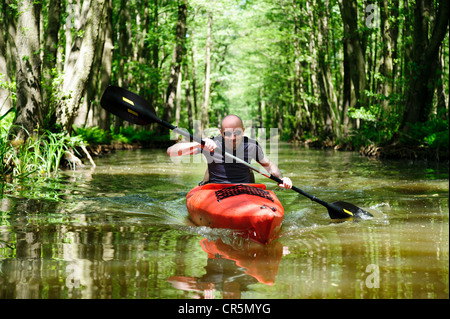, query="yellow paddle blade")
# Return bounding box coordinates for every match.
[343,209,353,216]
